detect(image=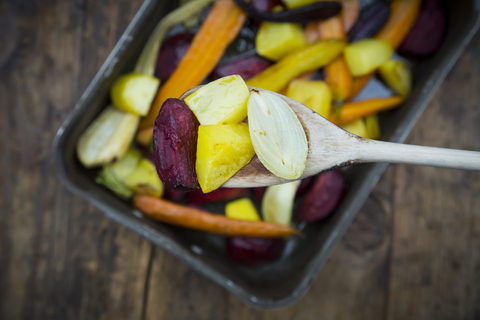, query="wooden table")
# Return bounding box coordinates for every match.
[1,1,479,319]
